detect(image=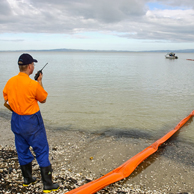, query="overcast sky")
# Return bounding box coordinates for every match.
[0,0,194,51]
